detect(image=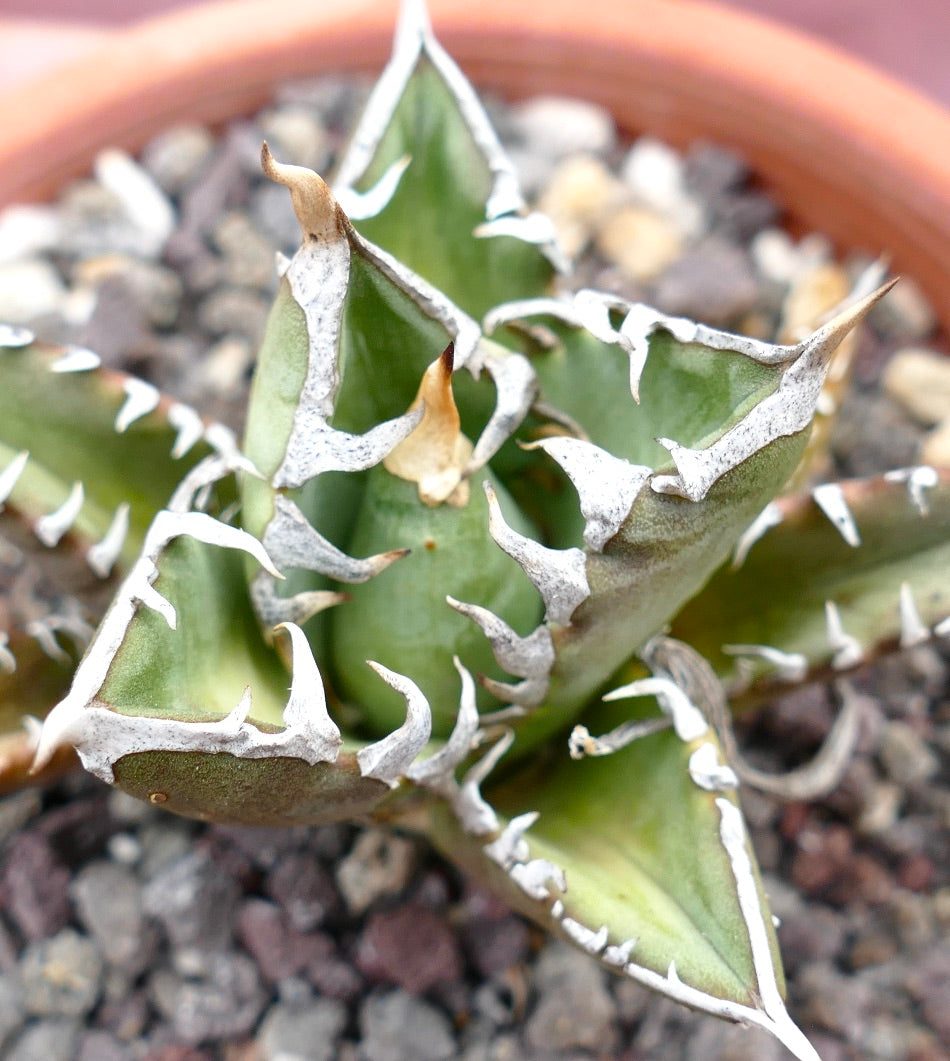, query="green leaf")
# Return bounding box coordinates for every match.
[672,468,950,698]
